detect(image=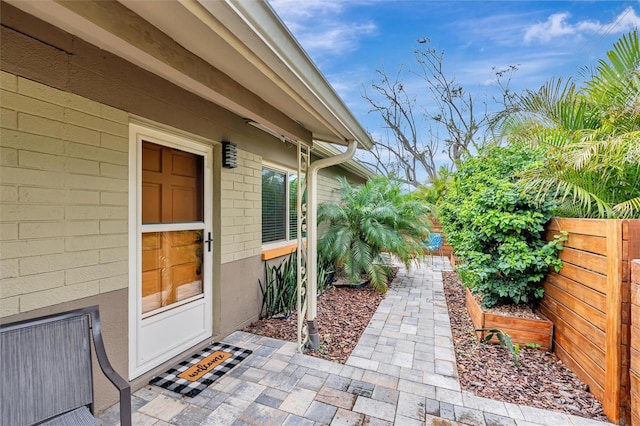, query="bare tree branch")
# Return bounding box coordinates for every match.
[363,66,438,185]
[362,38,511,188]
